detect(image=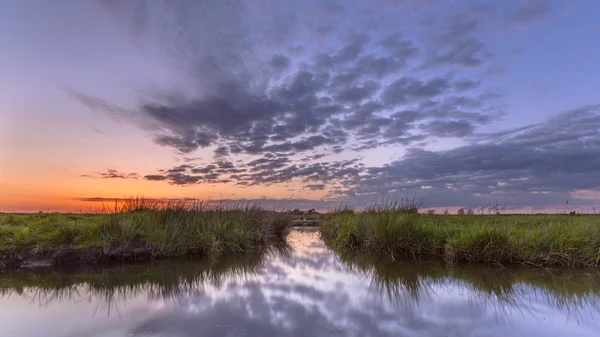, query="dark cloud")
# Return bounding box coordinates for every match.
[73,1,502,161]
[143,160,246,185]
[82,169,140,179]
[182,157,202,162]
[377,33,419,59]
[247,156,291,172]
[381,77,451,106]
[144,174,168,181]
[346,105,600,208]
[214,146,229,157]
[164,173,204,185]
[269,54,291,71]
[421,119,476,137]
[145,155,365,189]
[154,132,218,154]
[333,81,380,104]
[167,164,194,173]
[190,165,216,174]
[422,6,493,69]
[505,0,550,26]
[453,79,480,92]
